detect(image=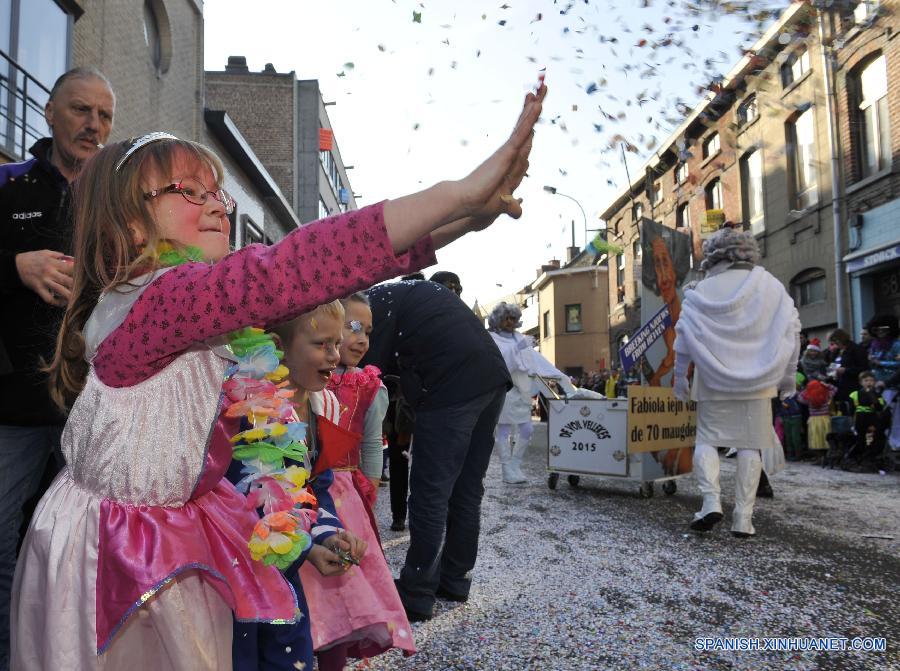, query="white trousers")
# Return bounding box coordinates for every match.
[693,442,762,535]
